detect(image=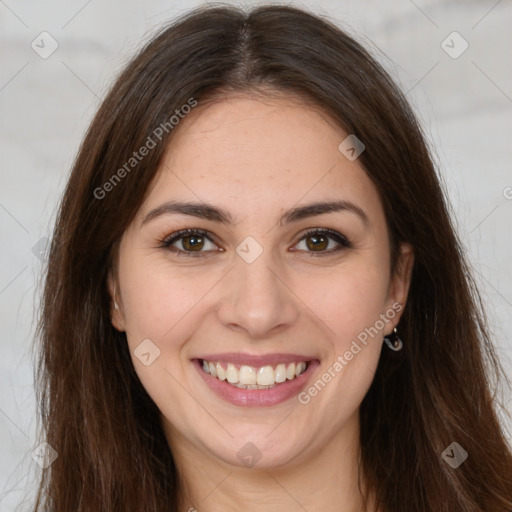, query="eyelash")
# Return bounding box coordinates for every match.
[158,228,351,258]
